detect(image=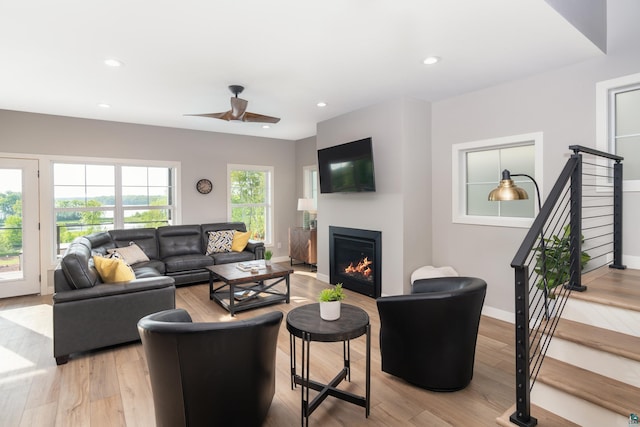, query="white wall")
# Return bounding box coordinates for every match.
[316,97,431,295]
[431,0,640,313]
[0,110,297,292]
